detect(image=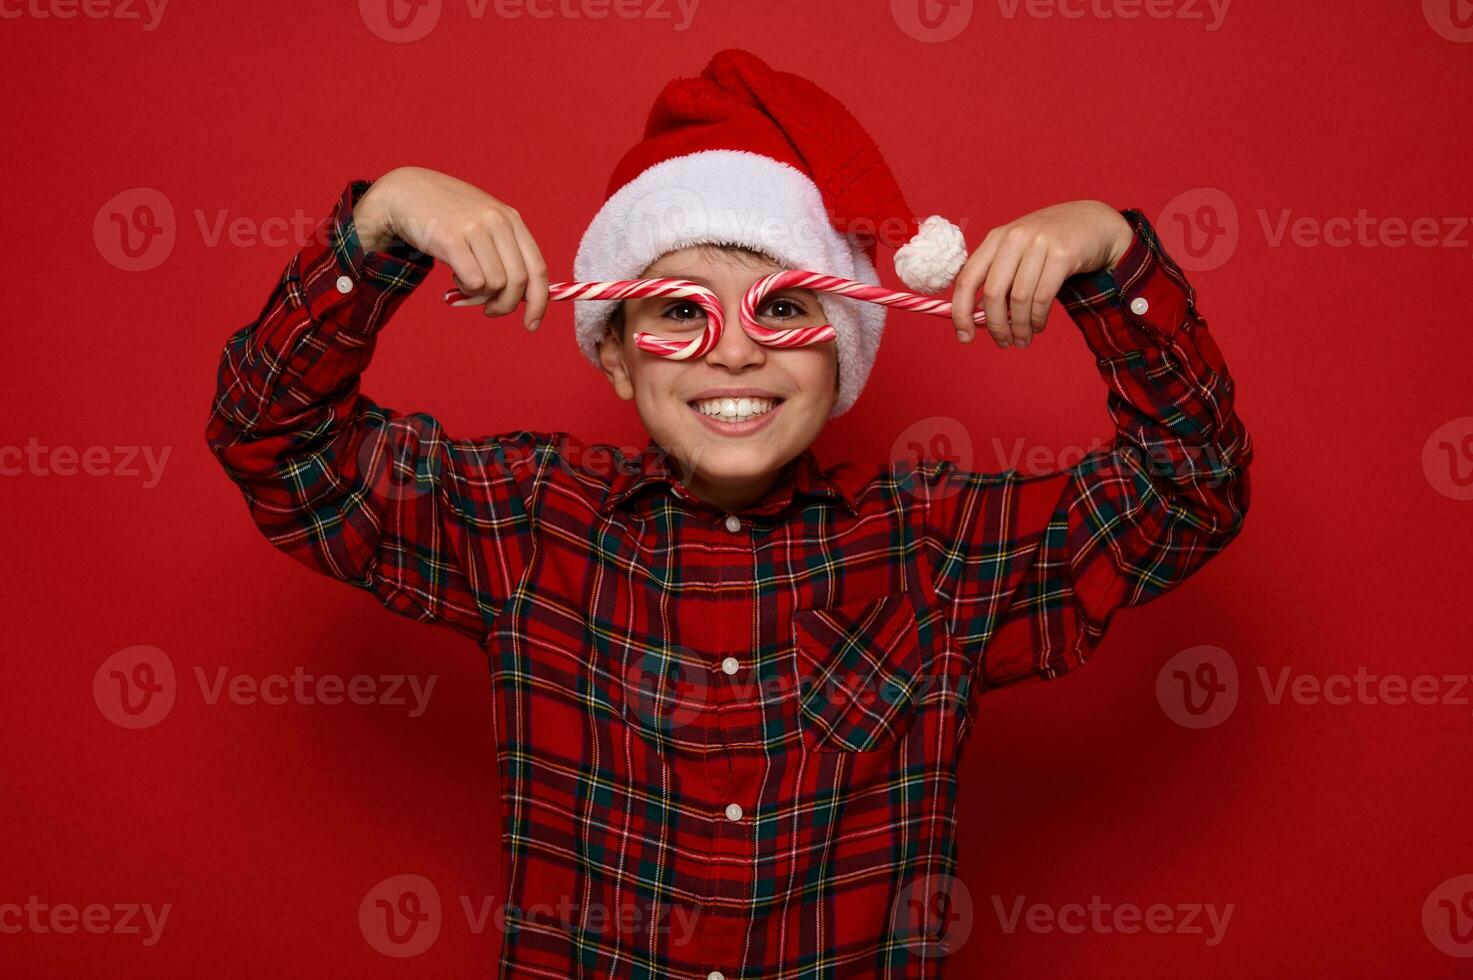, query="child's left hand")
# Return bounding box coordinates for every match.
[949,201,1135,348]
